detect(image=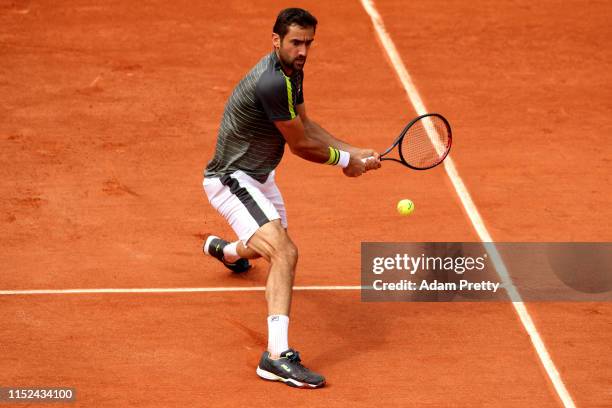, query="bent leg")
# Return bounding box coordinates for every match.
[203,171,283,266]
